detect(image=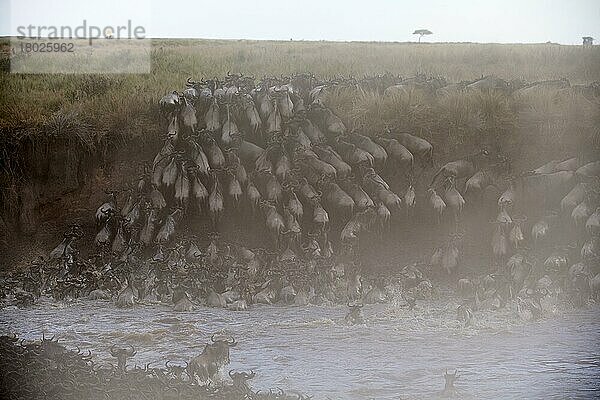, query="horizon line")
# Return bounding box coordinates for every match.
[0,36,592,46]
